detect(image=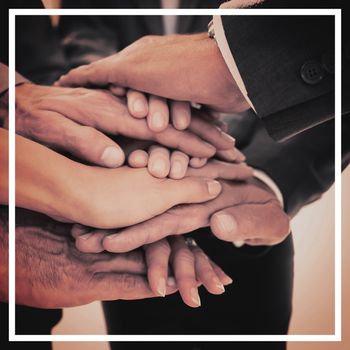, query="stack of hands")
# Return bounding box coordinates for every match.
[0,36,290,309]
